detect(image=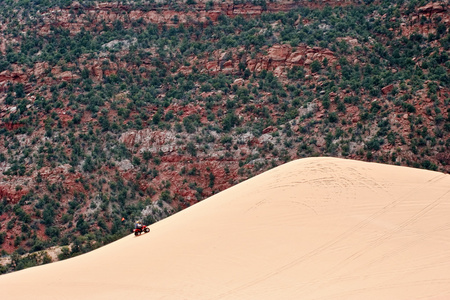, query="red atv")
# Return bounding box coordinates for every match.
[133,225,150,236]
